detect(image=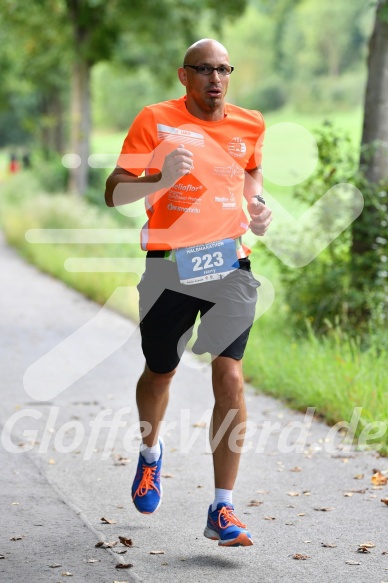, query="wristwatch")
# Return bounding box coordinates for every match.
[252,195,266,205]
